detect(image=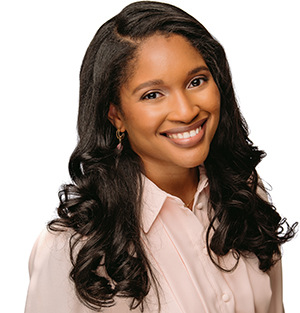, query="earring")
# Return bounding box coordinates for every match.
[116,129,125,151]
